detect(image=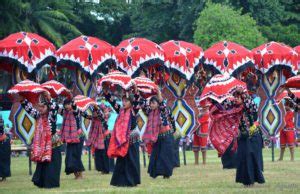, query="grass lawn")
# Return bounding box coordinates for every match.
[0,148,300,194]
